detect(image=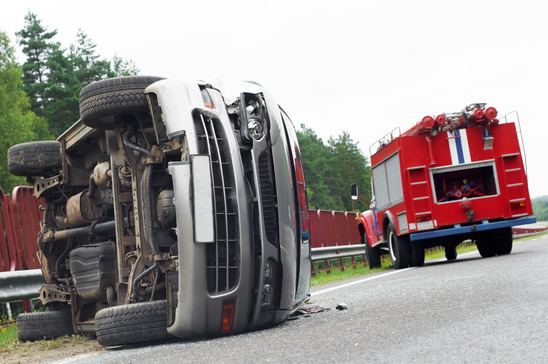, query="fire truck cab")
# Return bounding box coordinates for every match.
[356,104,536,269]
